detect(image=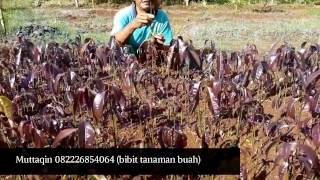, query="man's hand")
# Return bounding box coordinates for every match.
[150,34,169,51]
[114,13,154,46]
[153,34,165,45]
[130,13,155,29]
